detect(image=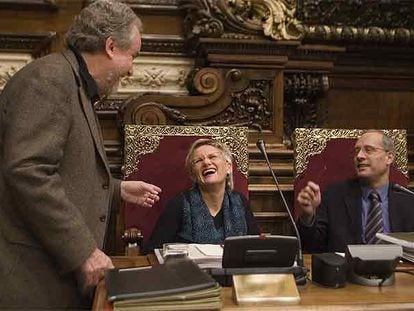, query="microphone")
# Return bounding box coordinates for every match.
[256,139,306,282]
[392,183,414,196]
